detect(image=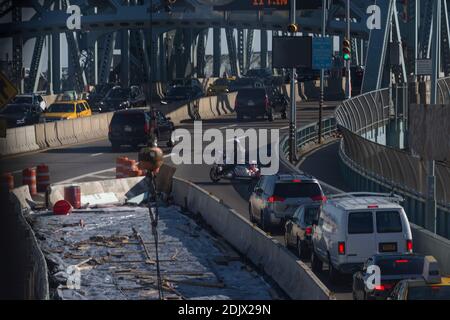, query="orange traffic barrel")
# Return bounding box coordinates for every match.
[1,173,14,191]
[37,164,50,192]
[22,168,37,196]
[64,185,81,209]
[125,159,138,177]
[116,157,129,179]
